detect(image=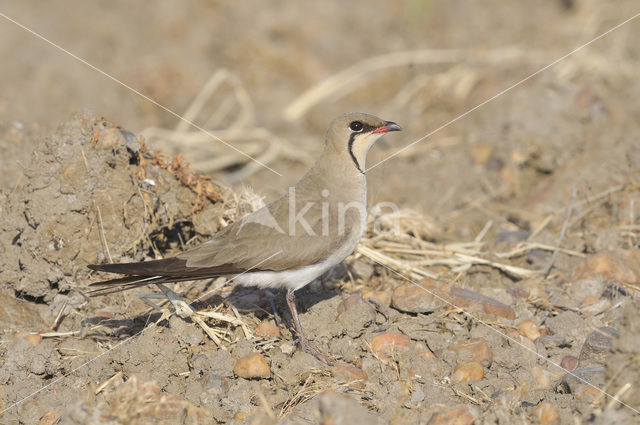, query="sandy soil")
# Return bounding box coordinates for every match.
[1,1,640,424]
